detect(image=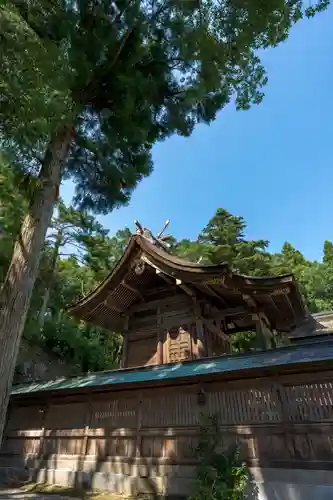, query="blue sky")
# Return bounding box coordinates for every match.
[62,6,333,263]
